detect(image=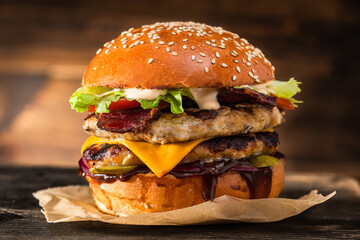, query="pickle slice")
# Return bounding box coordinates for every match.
[89,165,137,174]
[249,155,280,168]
